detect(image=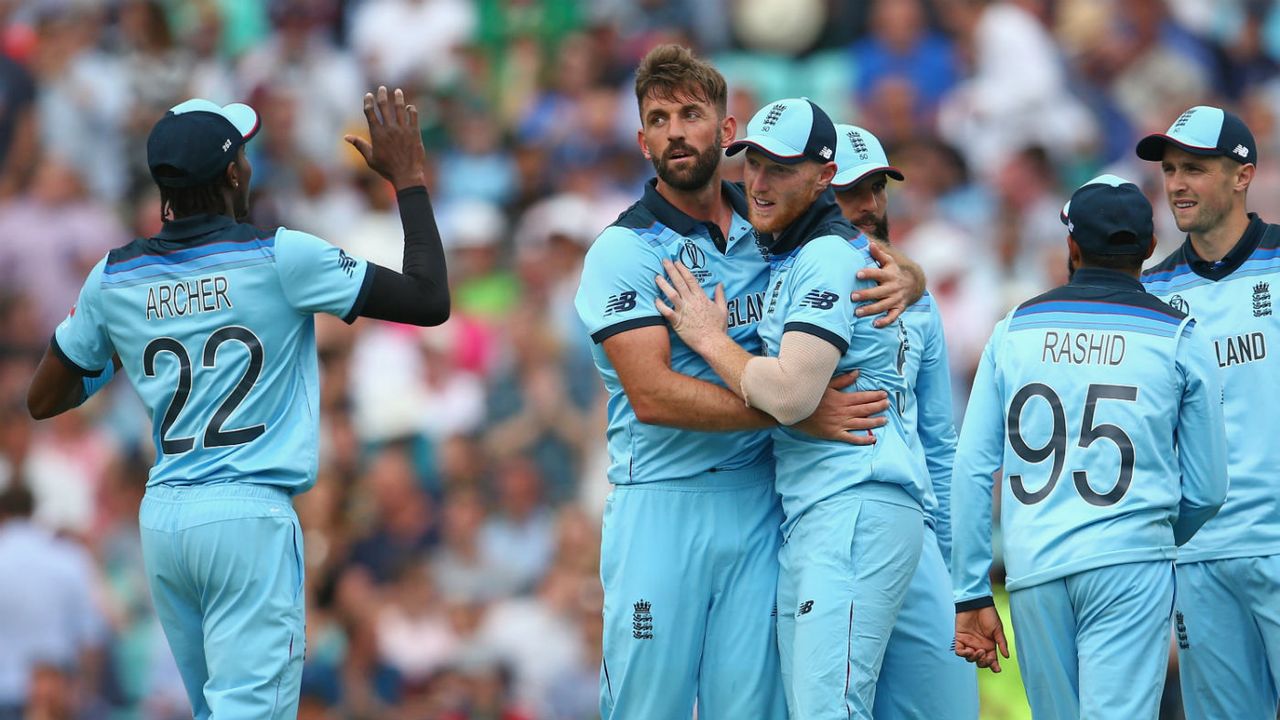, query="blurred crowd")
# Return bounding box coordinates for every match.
[0,0,1278,718]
